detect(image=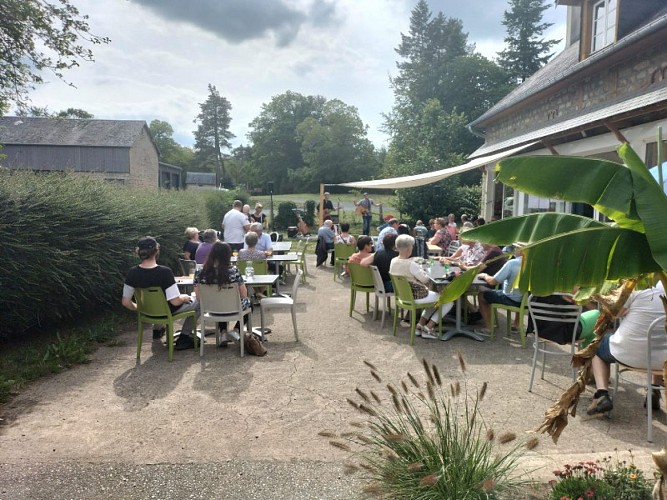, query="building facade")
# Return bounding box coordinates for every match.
[469,0,667,221]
